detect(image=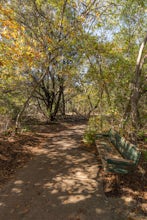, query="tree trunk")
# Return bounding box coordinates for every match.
[130,33,147,129]
[50,77,64,121]
[61,90,66,116]
[122,33,147,130]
